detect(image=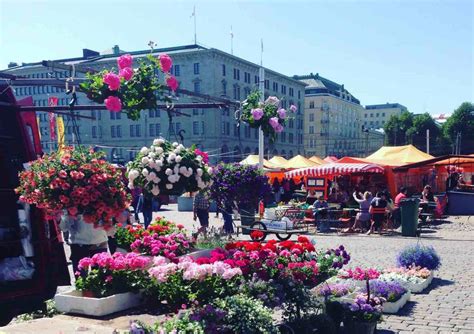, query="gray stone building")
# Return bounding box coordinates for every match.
[3,44,305,164]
